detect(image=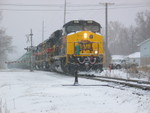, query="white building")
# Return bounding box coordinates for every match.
[138,38,150,66]
[126,52,140,66]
